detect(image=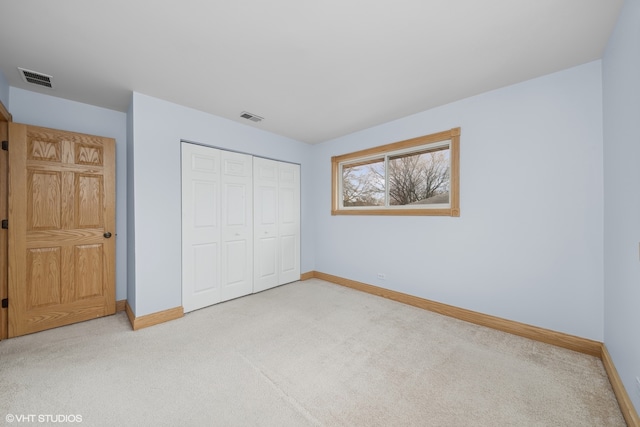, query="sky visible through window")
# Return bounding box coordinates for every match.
[342,146,450,207]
